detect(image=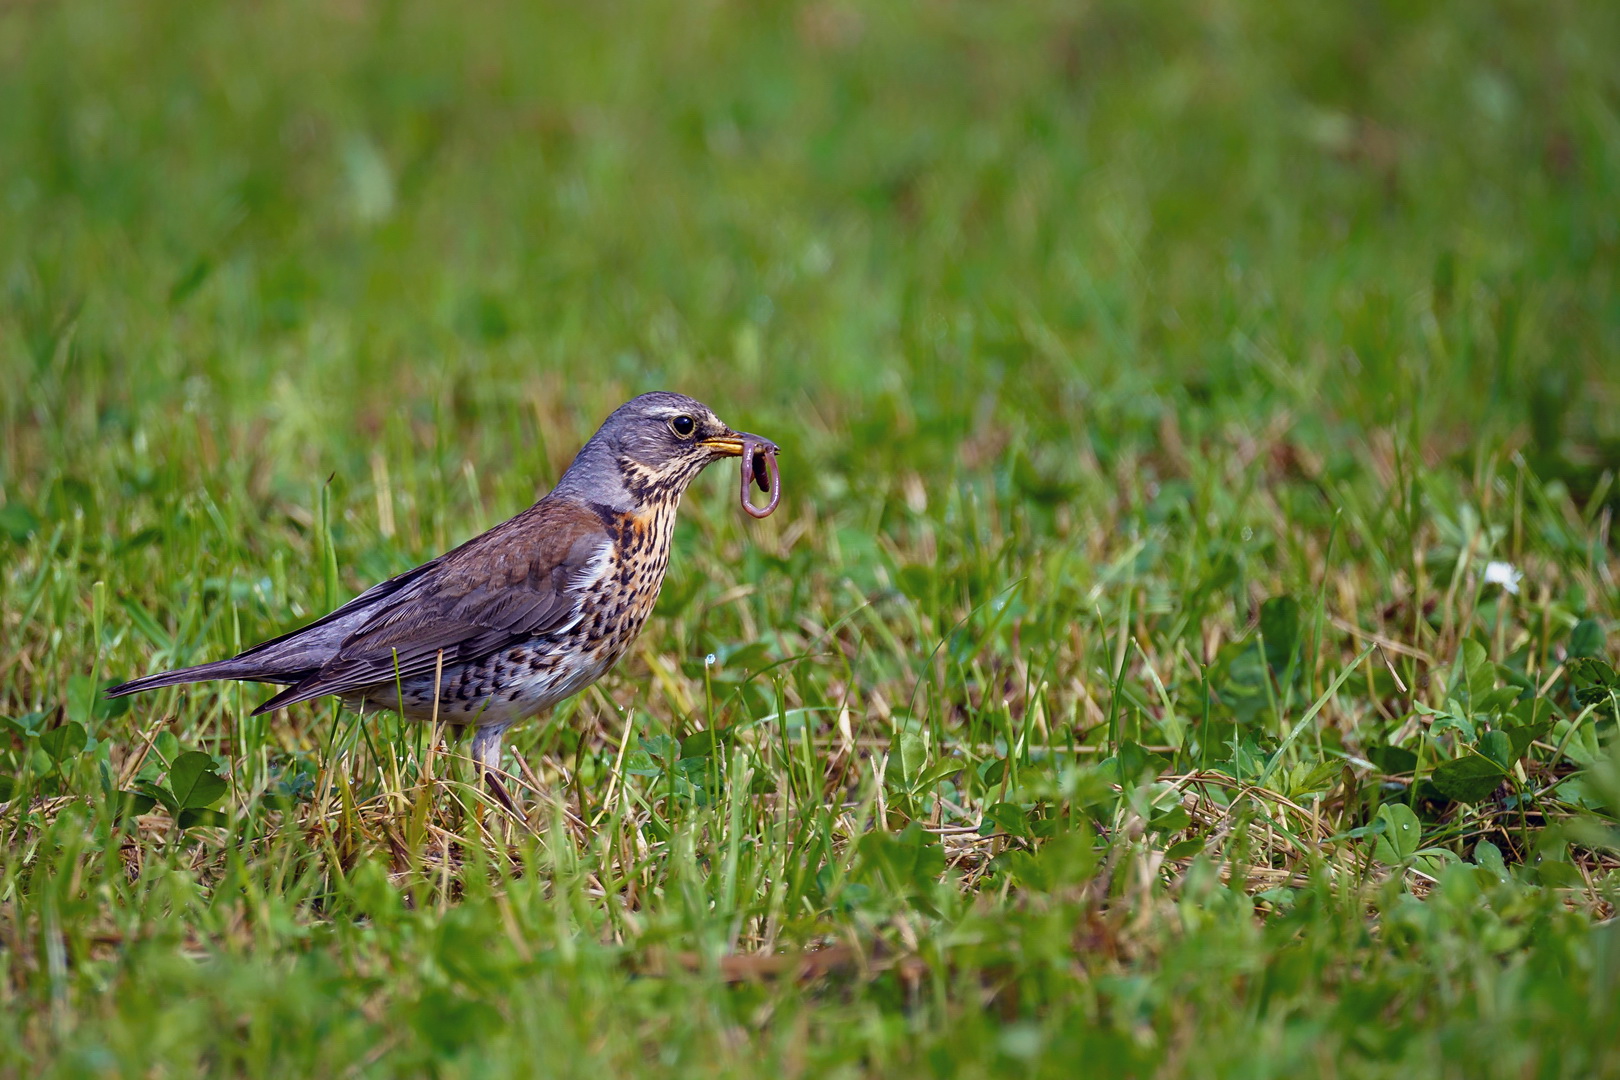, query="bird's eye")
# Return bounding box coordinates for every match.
[670,415,696,438]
